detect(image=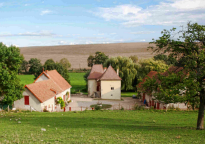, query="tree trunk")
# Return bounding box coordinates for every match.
[196,96,205,130]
